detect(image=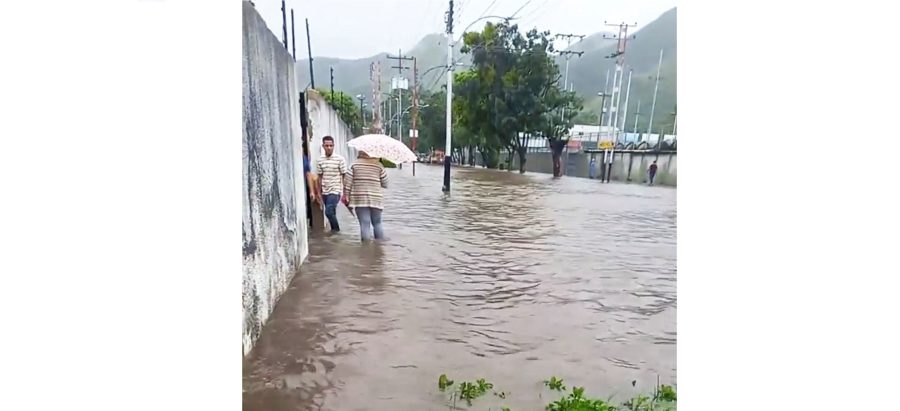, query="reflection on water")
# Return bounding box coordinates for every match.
[243,165,676,411]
